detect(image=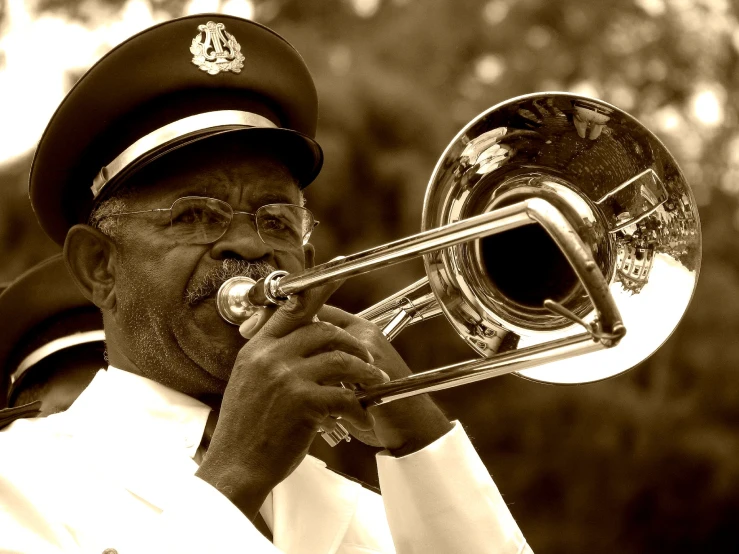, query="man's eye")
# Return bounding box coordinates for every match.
[260,215,288,232]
